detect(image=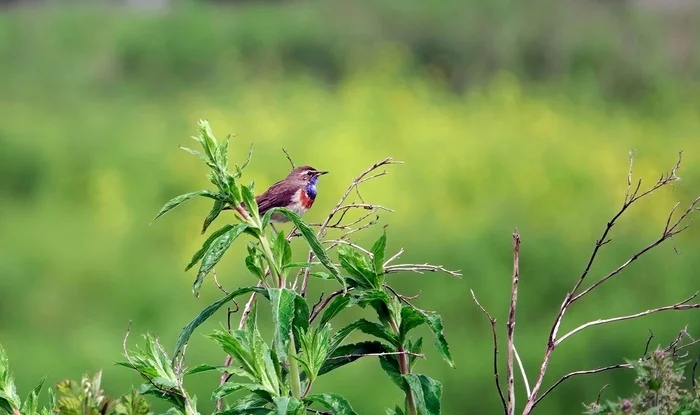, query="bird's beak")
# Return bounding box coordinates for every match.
[316,170,329,176]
